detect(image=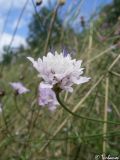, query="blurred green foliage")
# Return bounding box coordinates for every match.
[27,8,62,56]
[0,1,120,159]
[101,0,120,25]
